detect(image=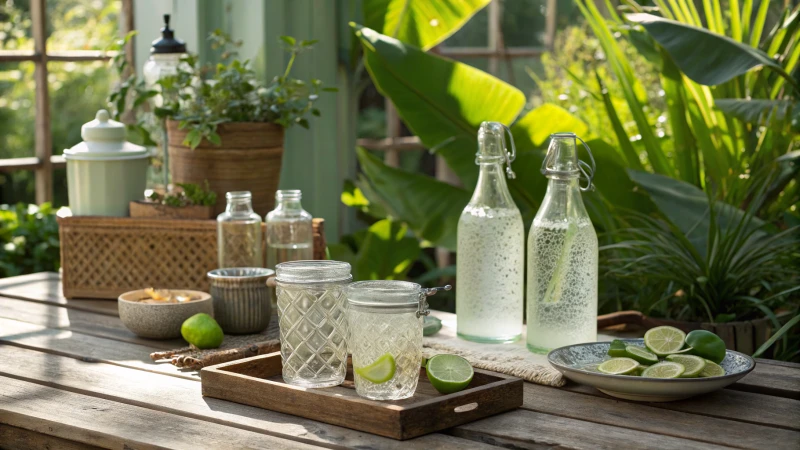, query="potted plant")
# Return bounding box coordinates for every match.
[598,185,800,357]
[109,32,334,216]
[129,182,217,220]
